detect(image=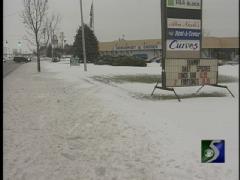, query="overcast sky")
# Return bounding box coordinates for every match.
[3,0,239,52]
